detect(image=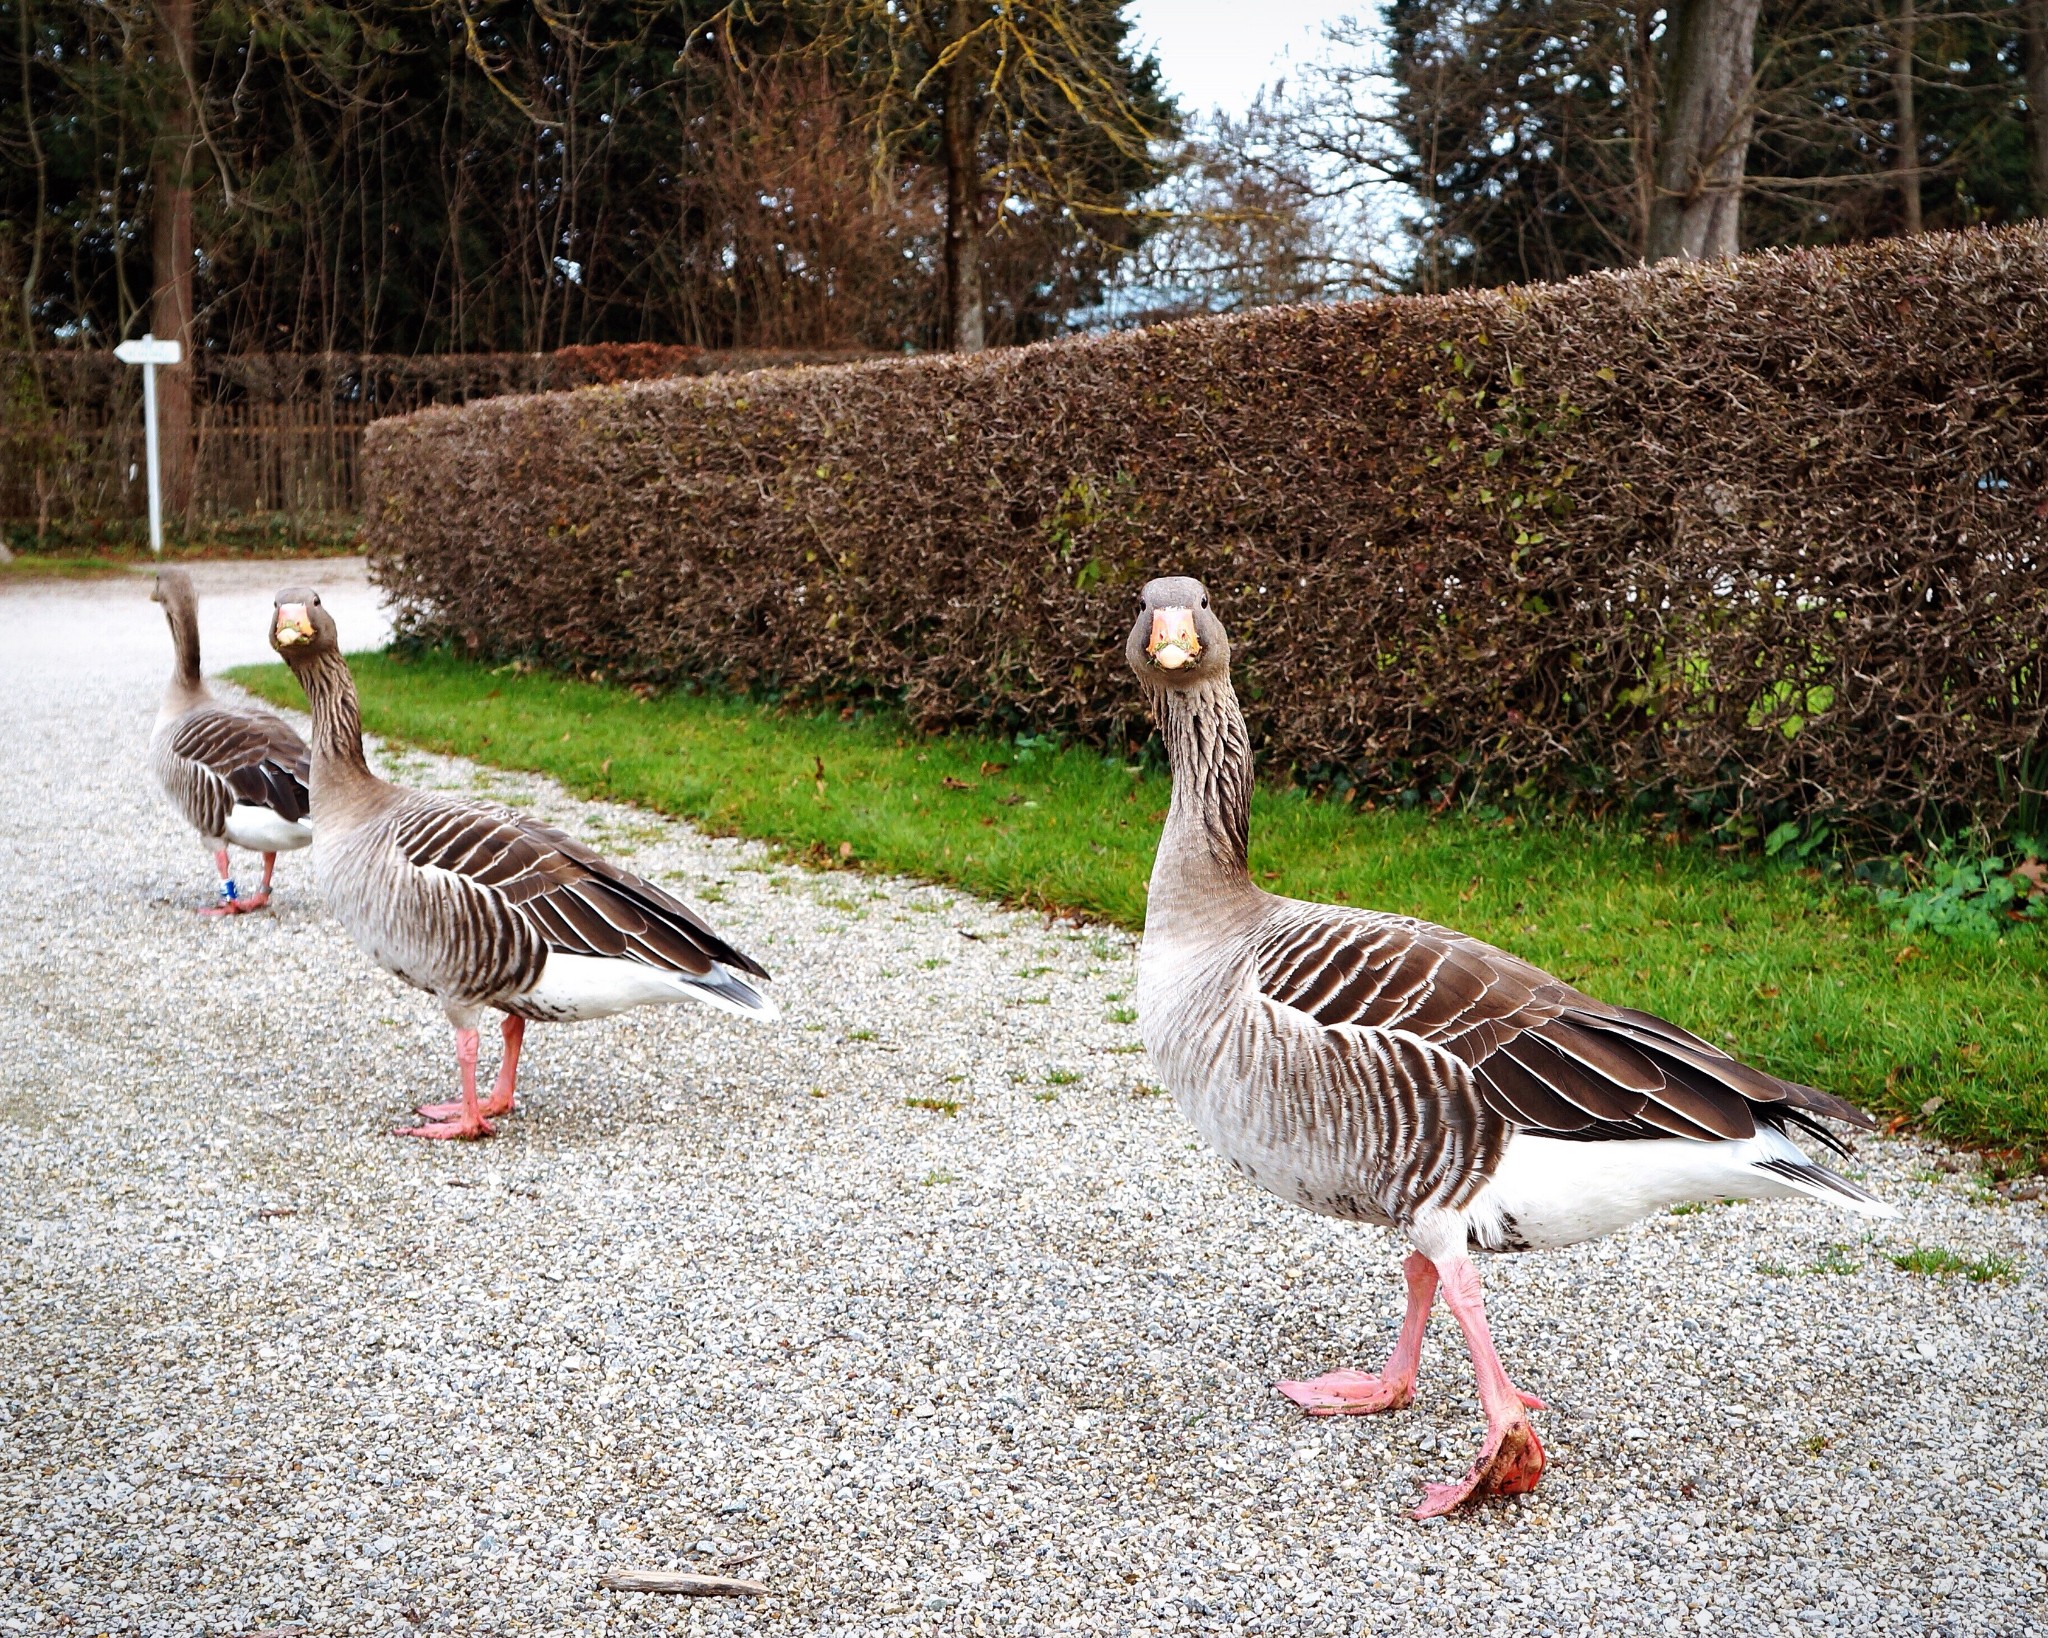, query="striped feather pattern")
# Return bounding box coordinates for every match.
[148,569,311,845]
[151,705,311,843]
[160,708,311,830]
[321,788,777,1021]
[272,618,773,1029]
[1250,899,1872,1148]
[388,800,768,985]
